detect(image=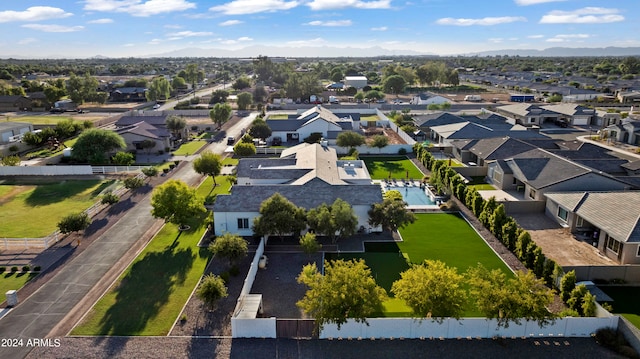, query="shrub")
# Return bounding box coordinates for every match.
[22,265,30,272]
[101,192,120,205]
[124,176,144,190]
[11,266,18,272]
[0,267,5,274]
[33,266,41,272]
